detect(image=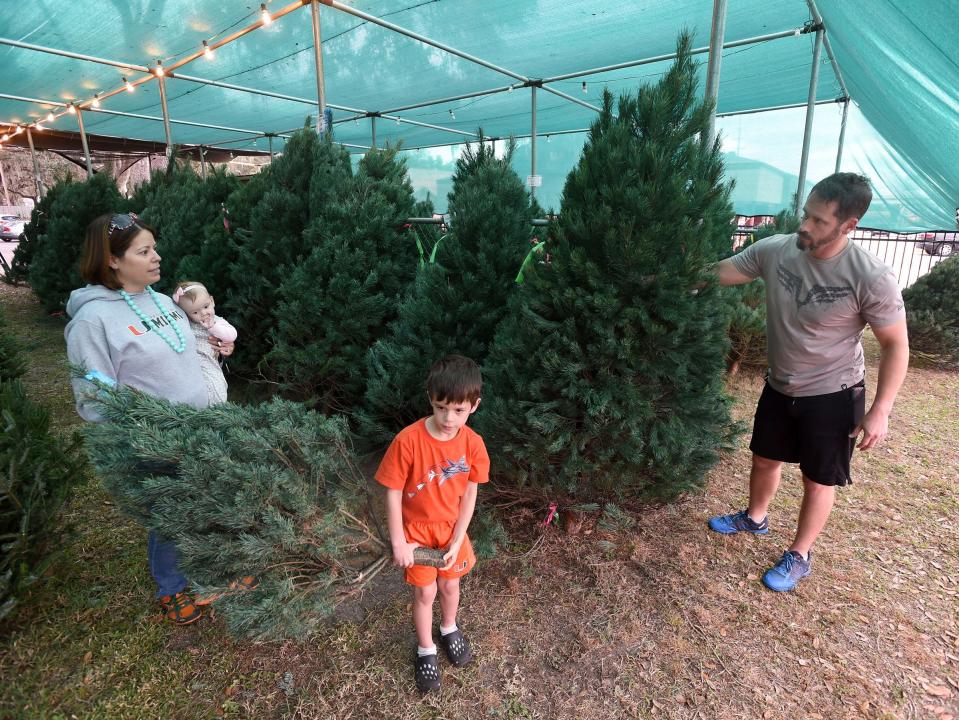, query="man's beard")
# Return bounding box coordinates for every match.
[796,226,843,252]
